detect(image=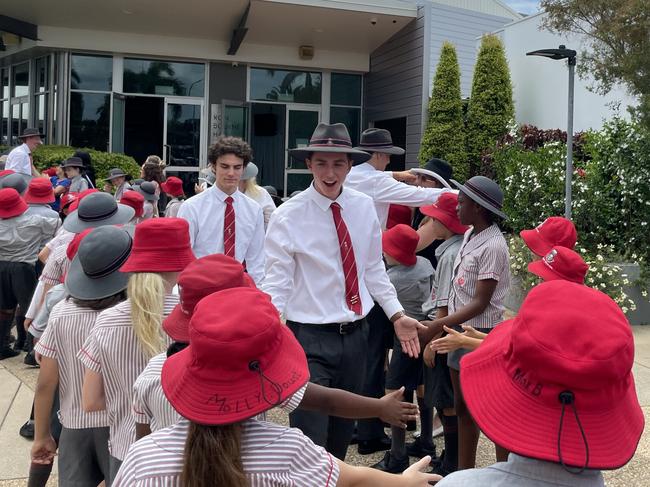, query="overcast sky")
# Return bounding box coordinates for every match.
[503,0,541,15]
